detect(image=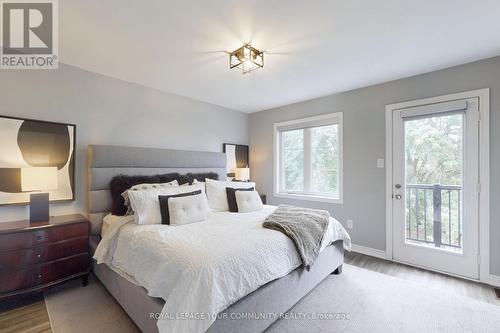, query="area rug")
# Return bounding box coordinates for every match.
[266,265,500,333]
[45,275,139,333]
[45,265,500,333]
